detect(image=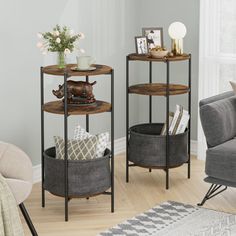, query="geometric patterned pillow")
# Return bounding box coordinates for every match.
[95,132,109,157]
[74,124,109,158]
[54,136,98,161]
[73,125,92,140]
